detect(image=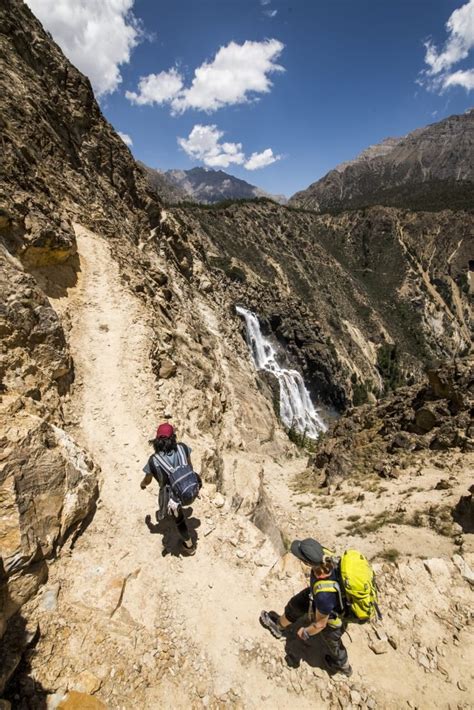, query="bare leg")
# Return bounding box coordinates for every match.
[278,614,292,628]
